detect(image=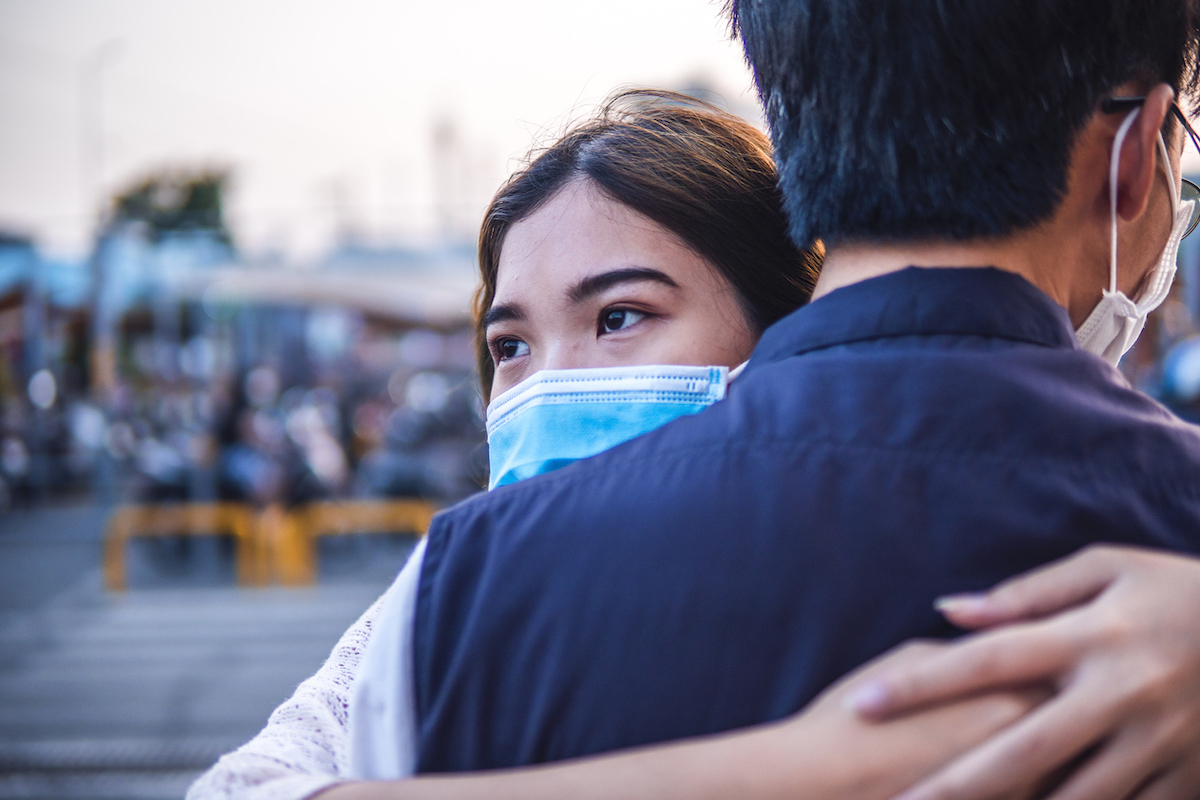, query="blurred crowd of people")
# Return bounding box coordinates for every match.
[1127,292,1200,423]
[0,302,486,513]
